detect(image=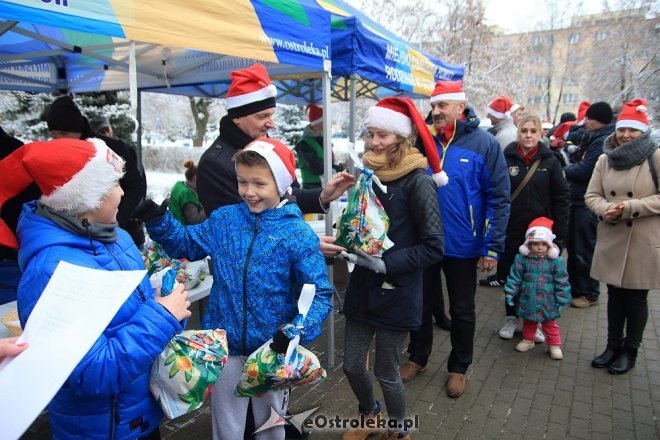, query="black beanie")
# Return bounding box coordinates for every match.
[559,112,576,123]
[585,102,613,125]
[46,96,85,133]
